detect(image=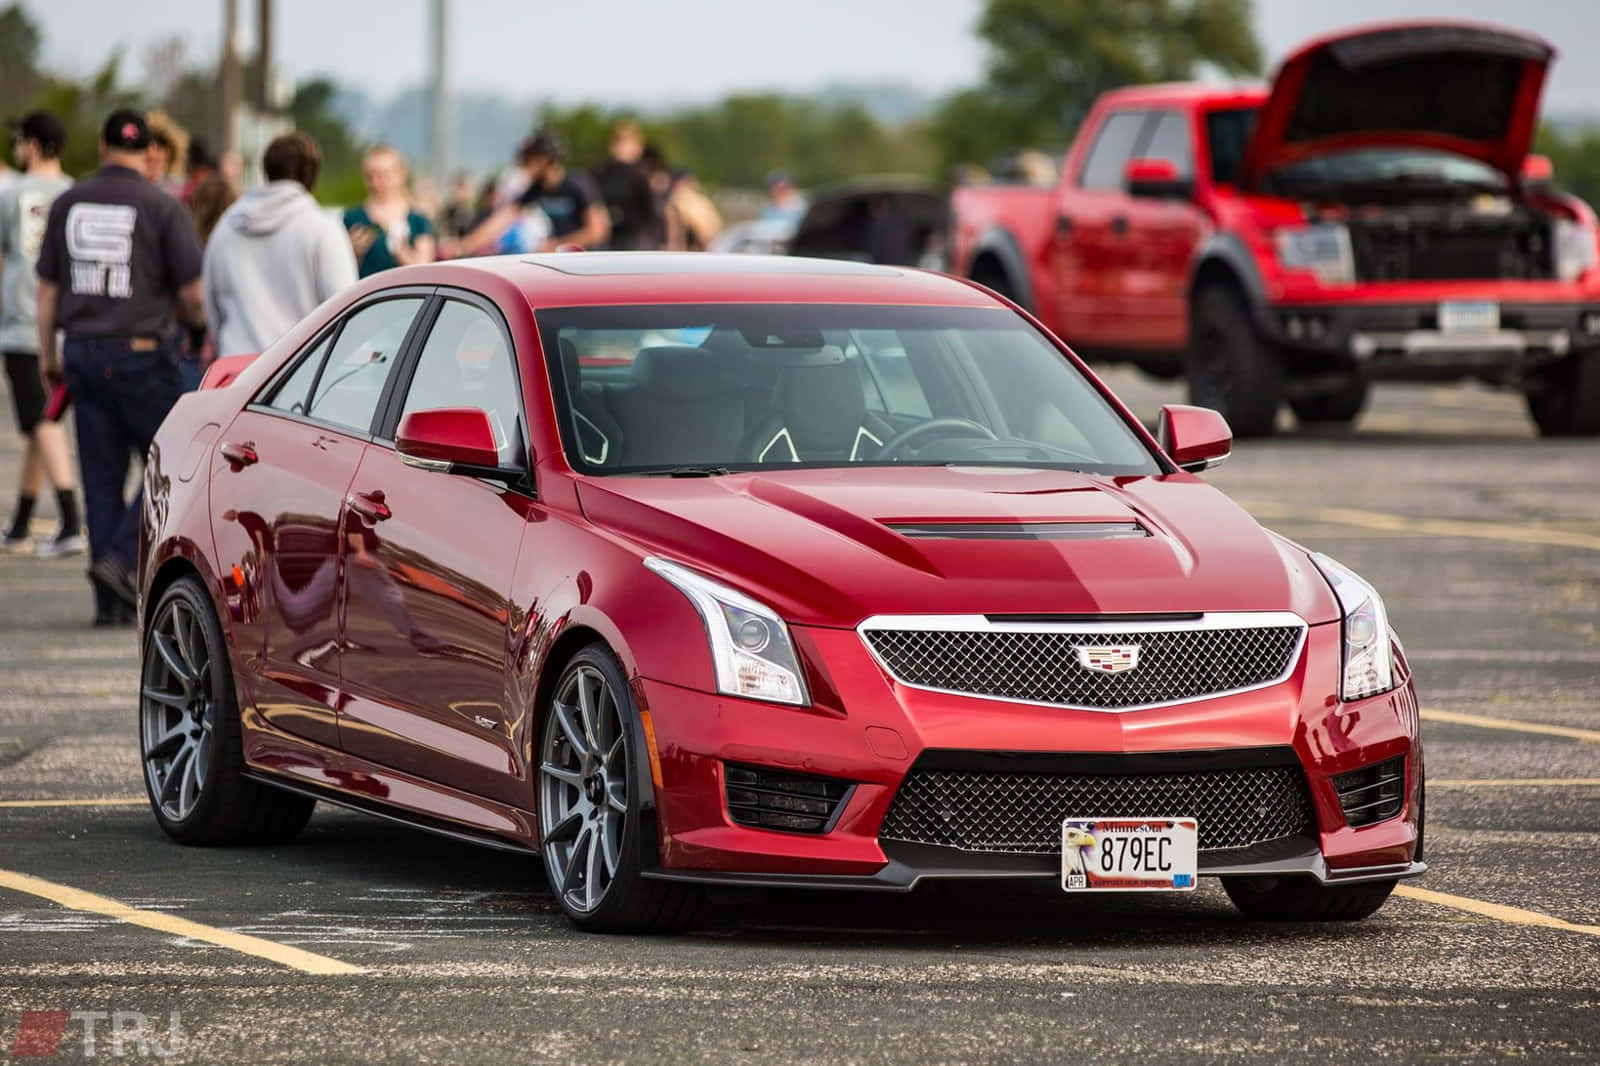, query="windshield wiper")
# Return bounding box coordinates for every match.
[632,465,735,478]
